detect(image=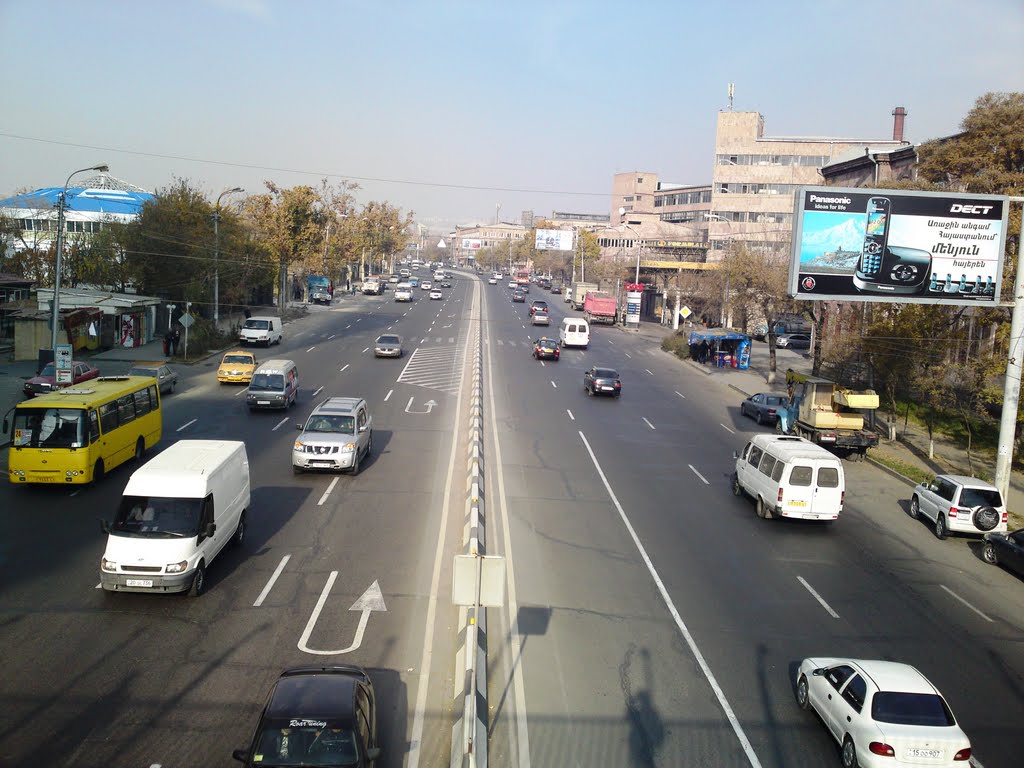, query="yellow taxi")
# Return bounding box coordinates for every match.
[217,349,258,384]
